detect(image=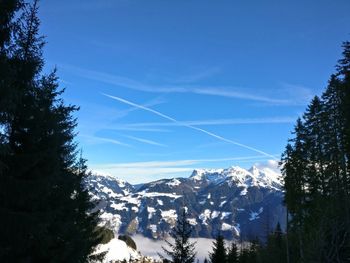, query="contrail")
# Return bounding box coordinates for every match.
[103,93,278,160]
